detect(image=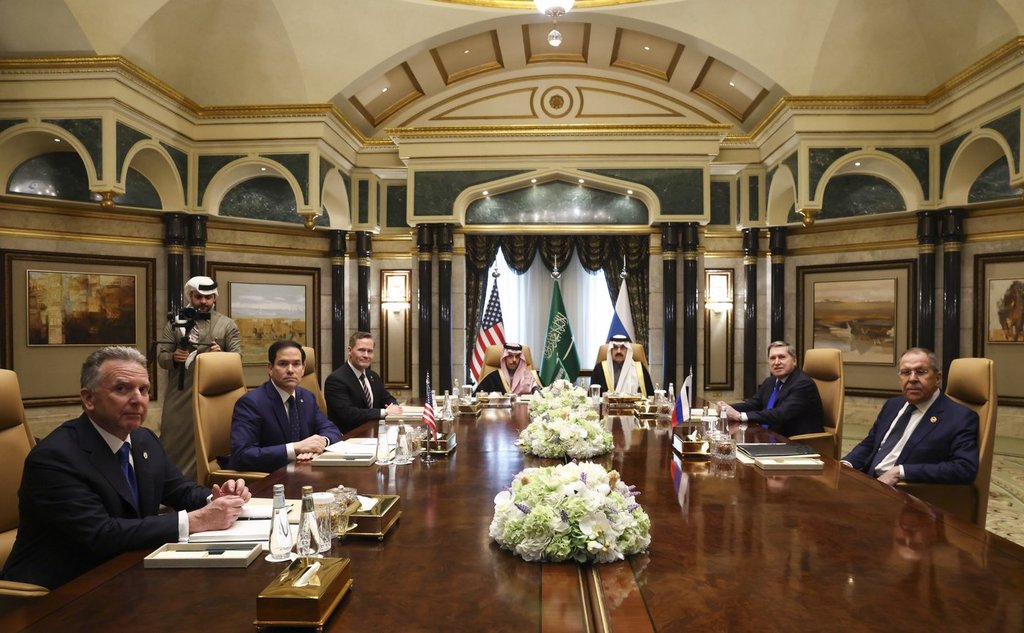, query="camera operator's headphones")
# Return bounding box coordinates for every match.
[184,275,218,298]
